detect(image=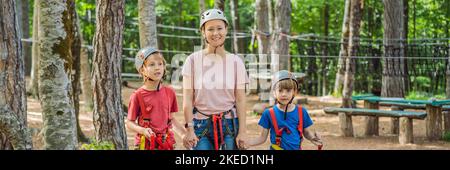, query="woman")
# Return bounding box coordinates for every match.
[181,9,248,150]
